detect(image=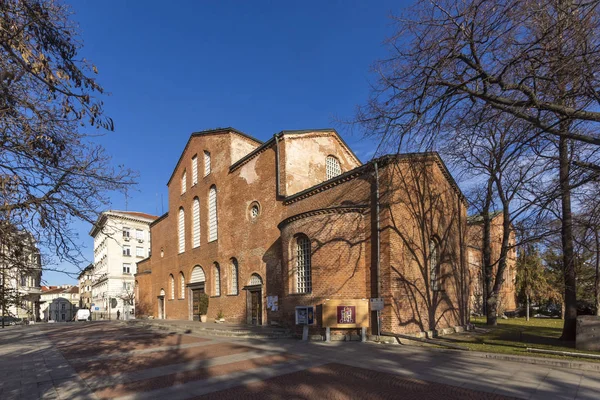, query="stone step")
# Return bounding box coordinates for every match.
[131,321,294,339]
